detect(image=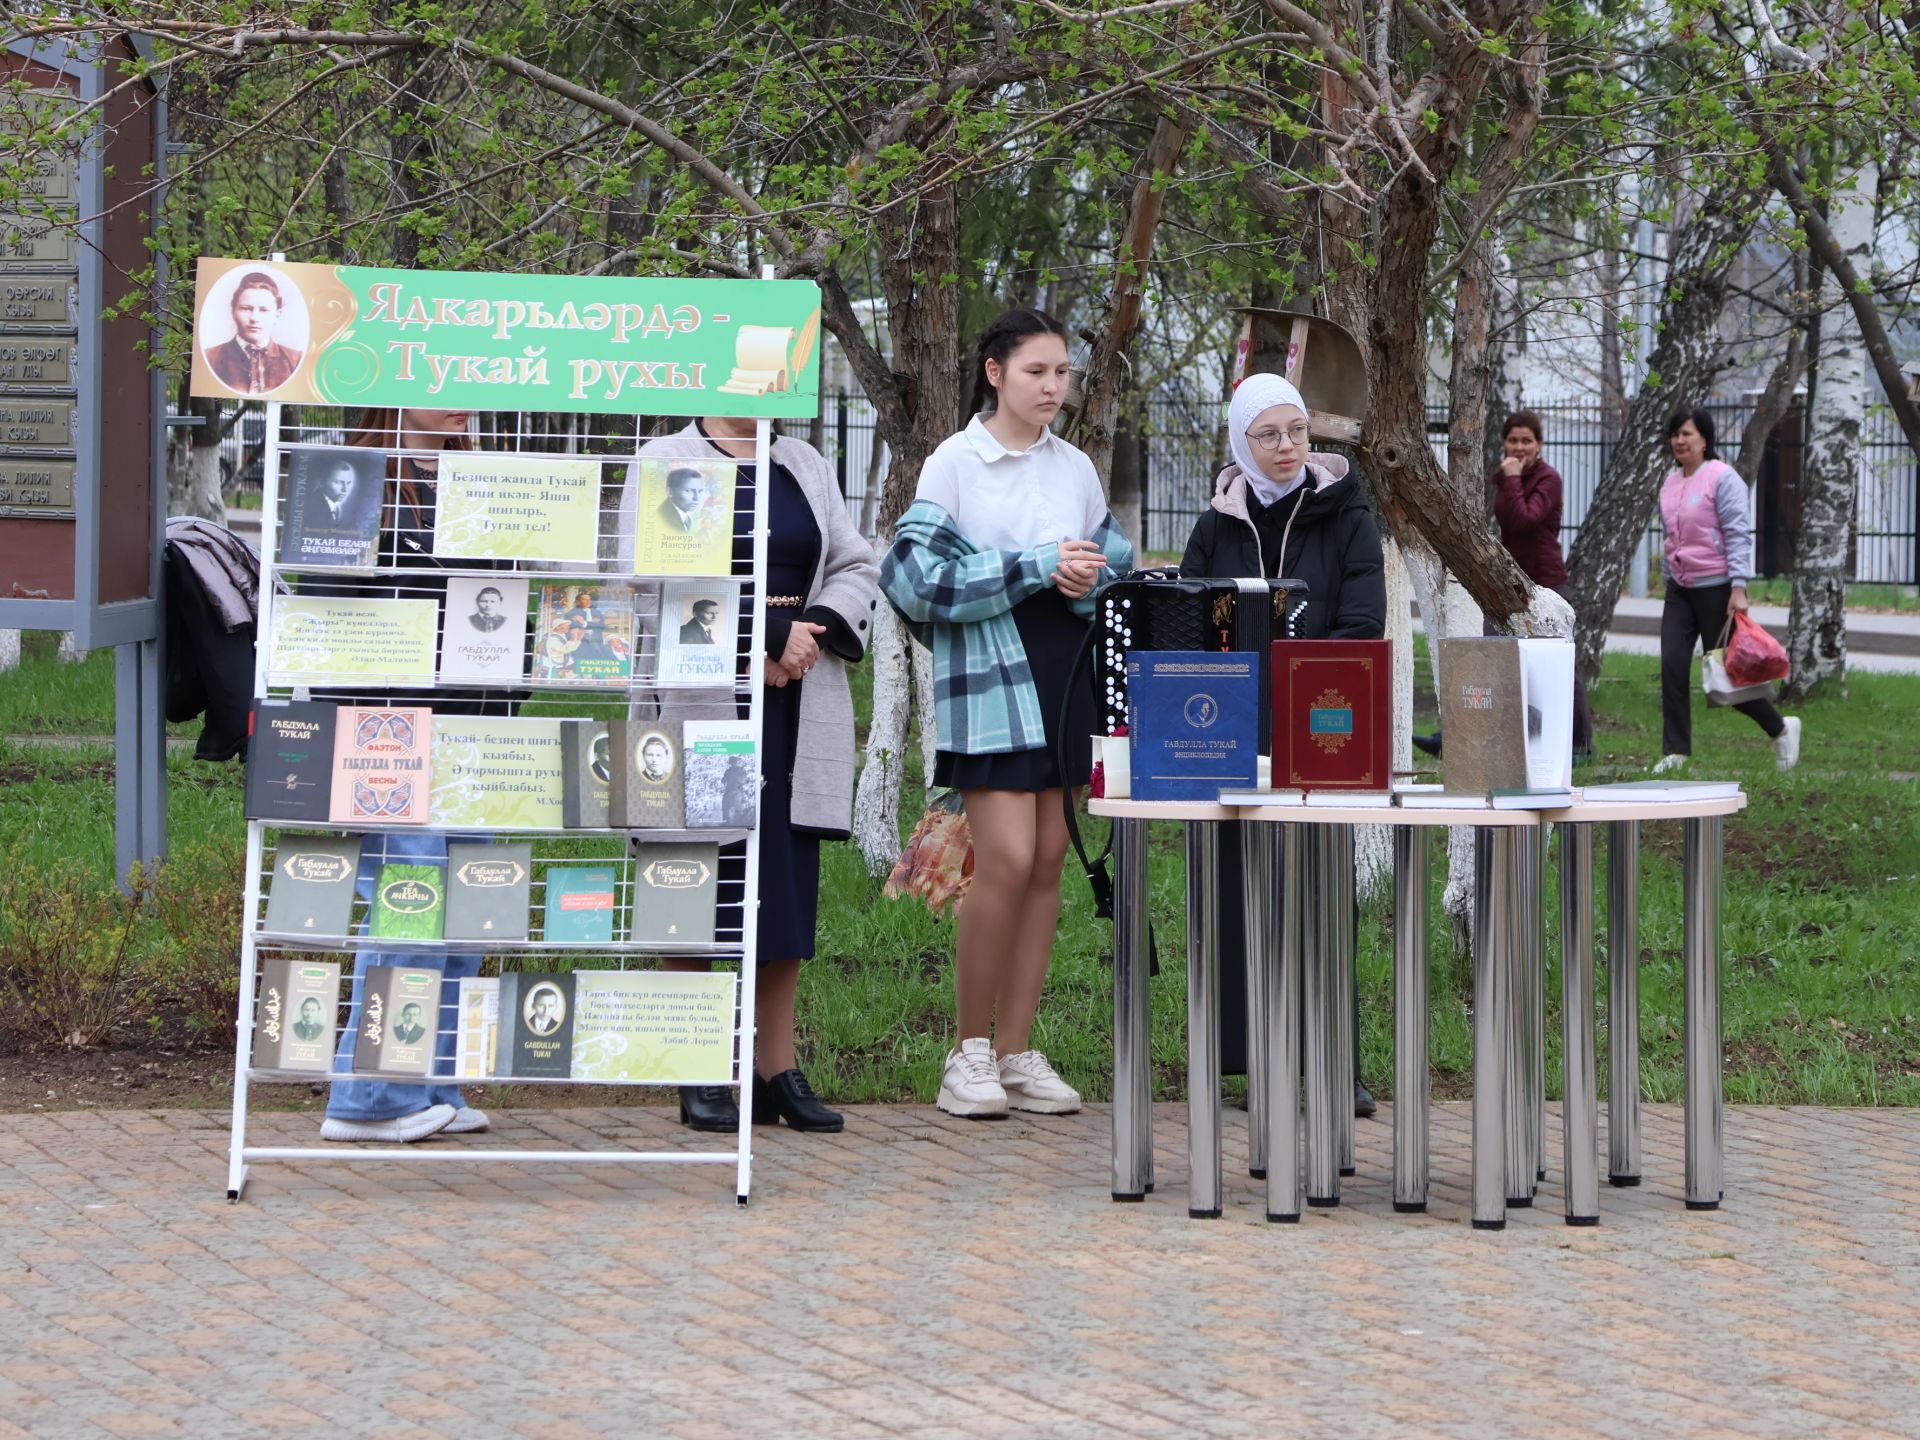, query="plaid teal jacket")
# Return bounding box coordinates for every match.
[880,500,1135,756]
